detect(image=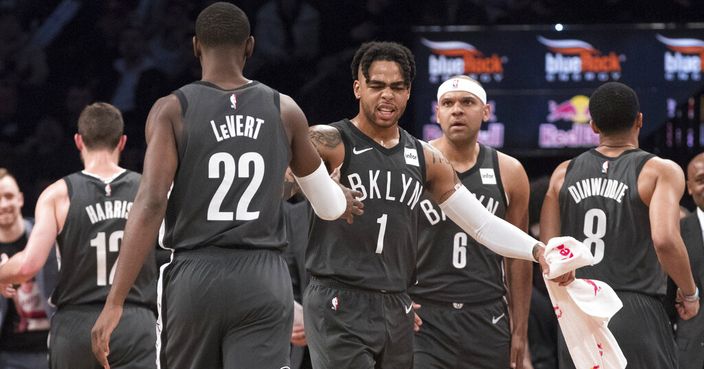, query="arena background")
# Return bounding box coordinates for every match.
[0,0,703,212]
